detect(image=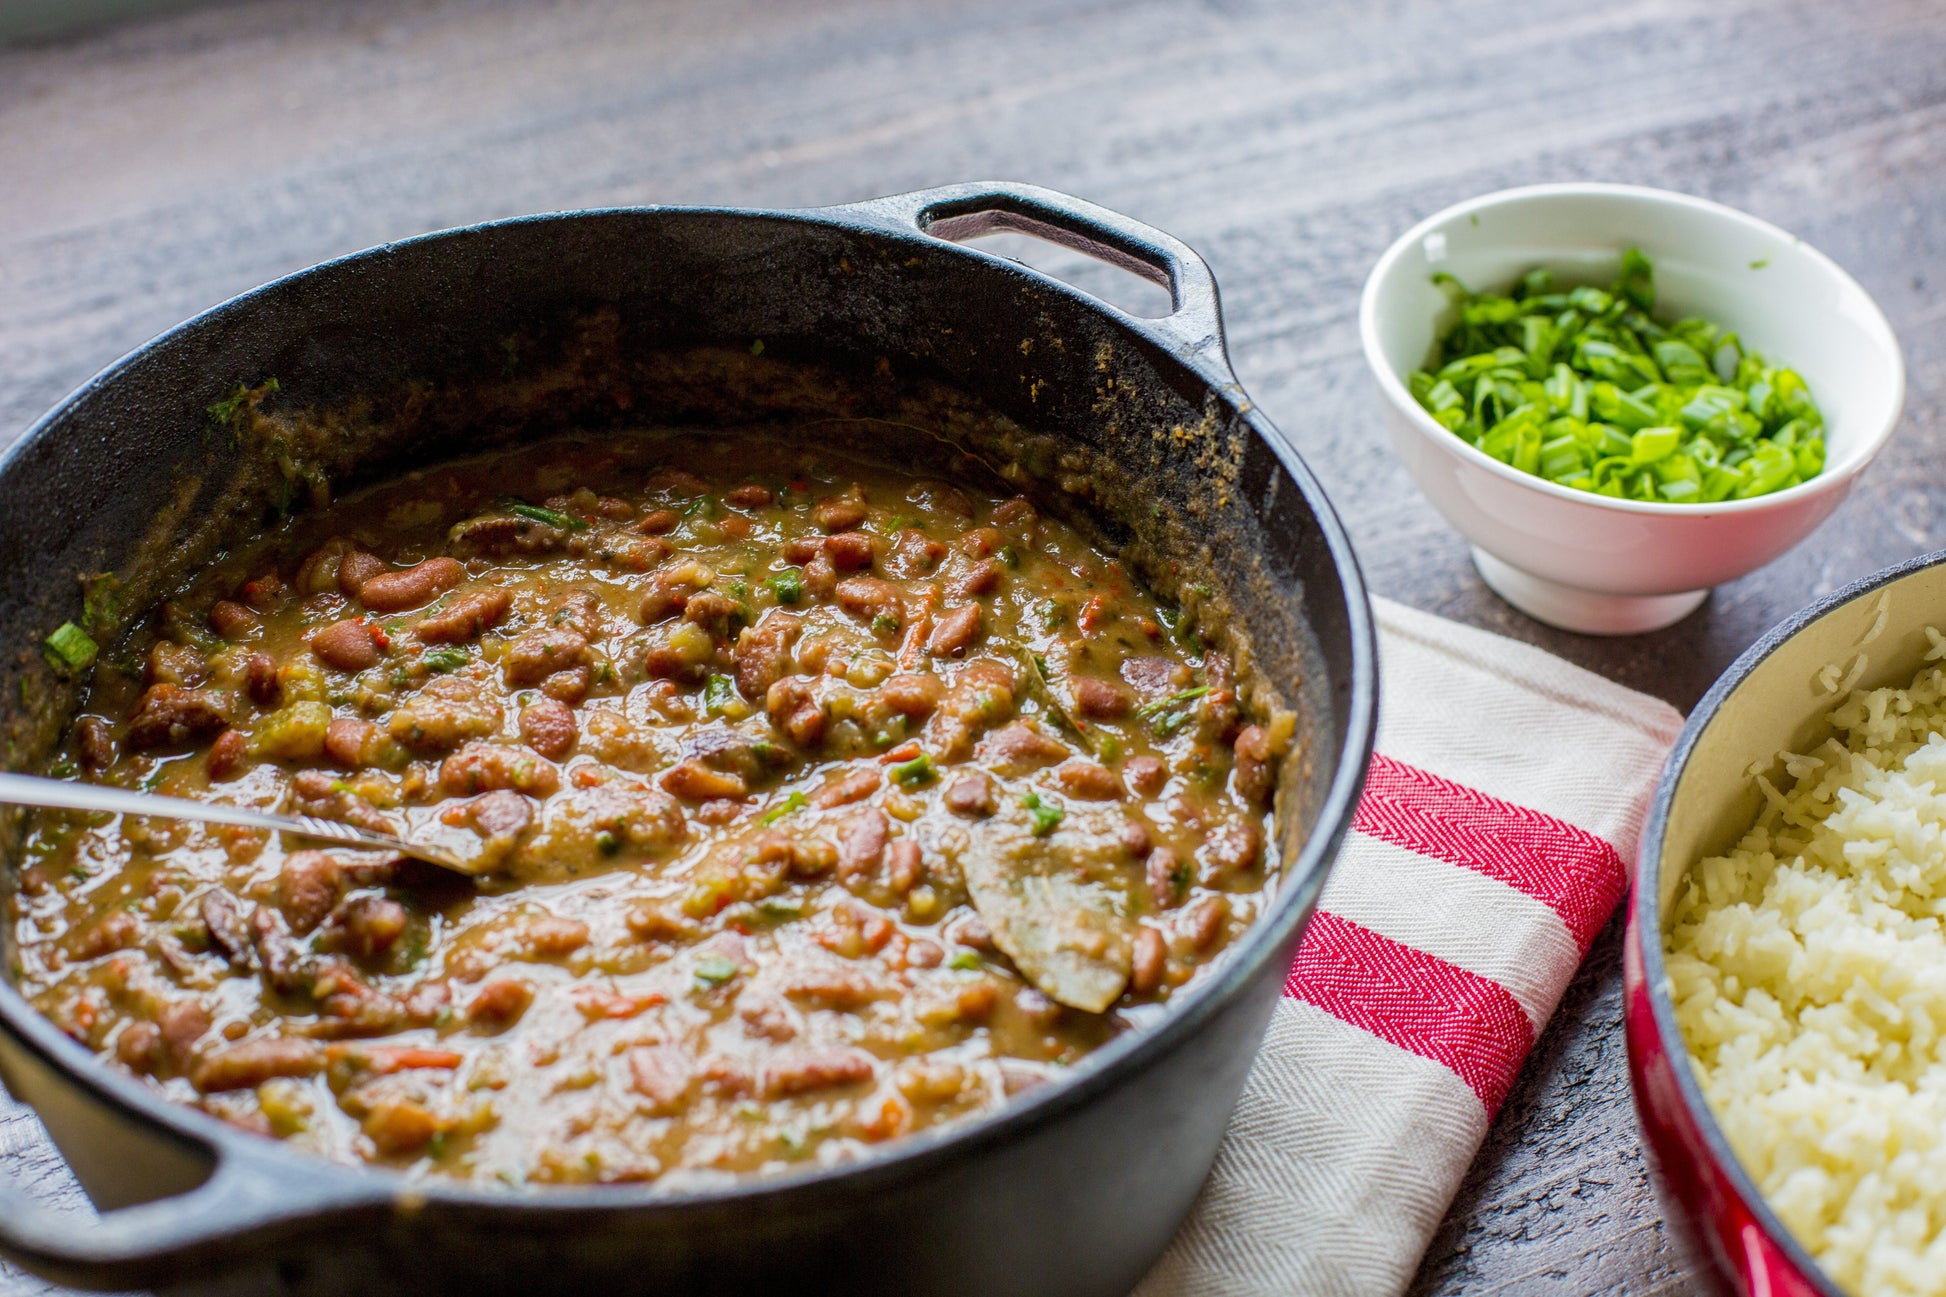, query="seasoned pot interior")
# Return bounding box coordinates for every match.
[0,215,1351,1183]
